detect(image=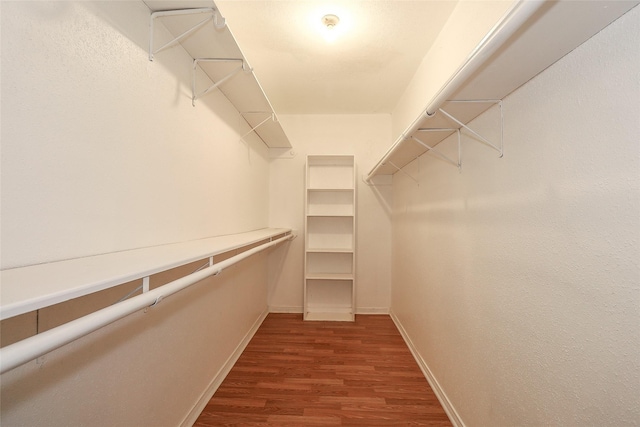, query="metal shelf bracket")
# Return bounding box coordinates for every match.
[439,100,503,157]
[411,128,461,171]
[239,112,276,143]
[149,8,225,61]
[384,160,419,185]
[191,58,250,106]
